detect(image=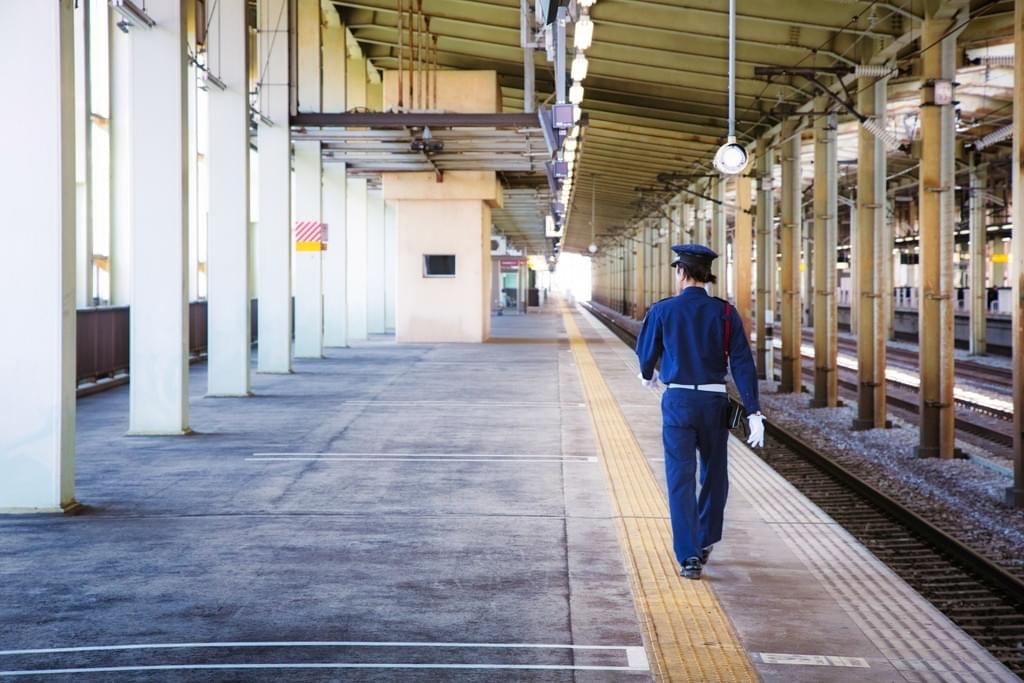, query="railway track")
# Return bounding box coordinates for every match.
[582,301,1024,678]
[783,355,1014,451]
[815,331,1012,390]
